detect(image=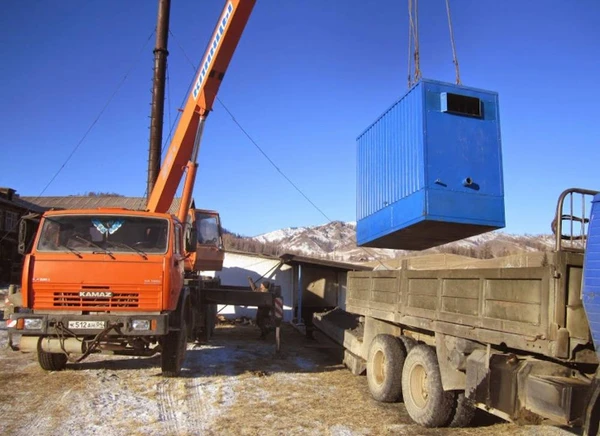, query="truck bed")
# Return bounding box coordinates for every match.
[346,252,592,362]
